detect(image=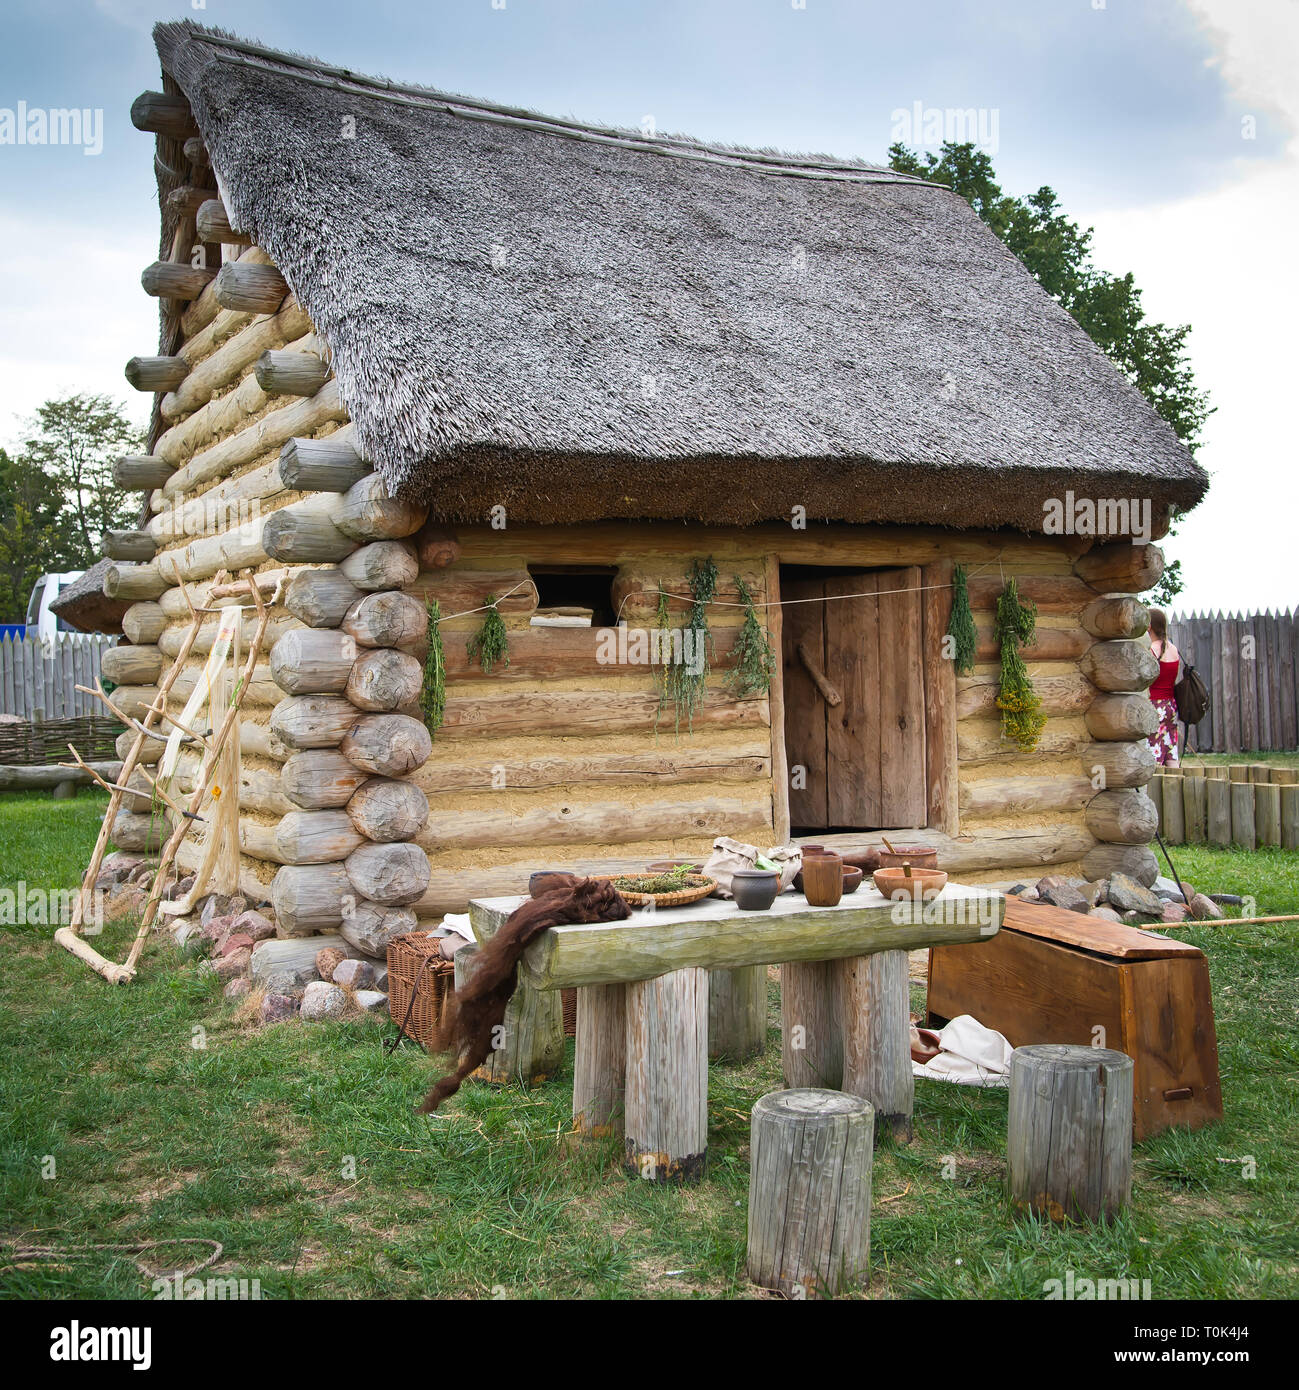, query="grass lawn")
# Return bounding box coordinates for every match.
[1184,751,1299,769]
[1,789,1296,1300]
